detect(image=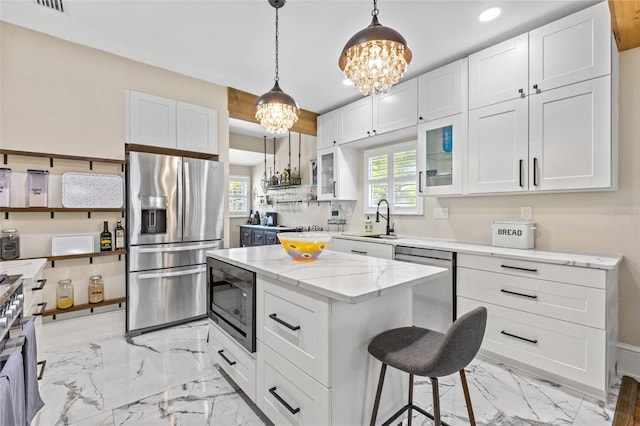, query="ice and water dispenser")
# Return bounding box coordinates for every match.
[140,196,167,234]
